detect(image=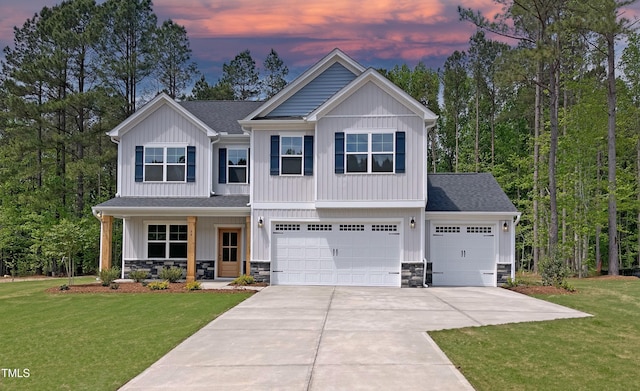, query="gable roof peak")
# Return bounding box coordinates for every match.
[241,48,366,121]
